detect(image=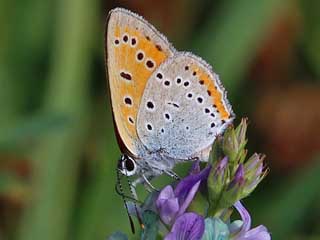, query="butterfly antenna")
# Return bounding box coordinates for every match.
[126,175,144,229]
[116,169,135,234]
